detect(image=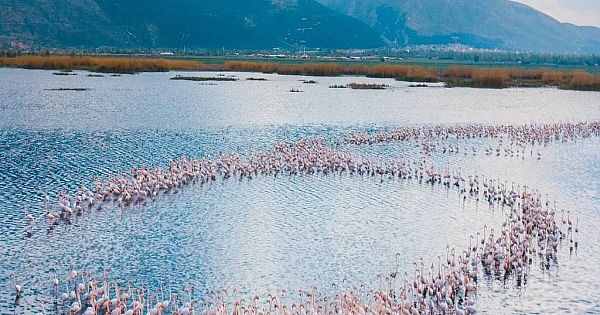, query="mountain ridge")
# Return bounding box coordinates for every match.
[315,0,600,53]
[1,0,600,53]
[0,0,384,50]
